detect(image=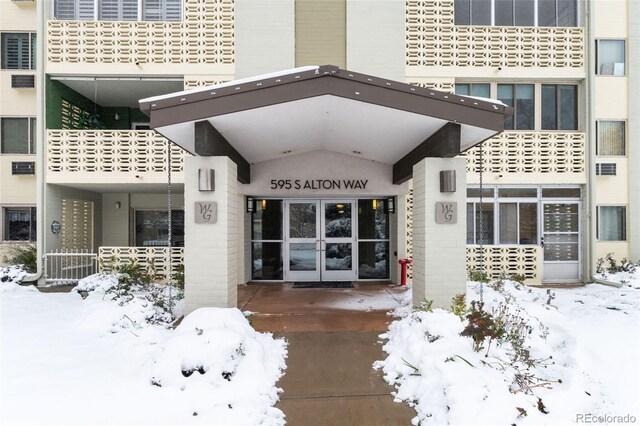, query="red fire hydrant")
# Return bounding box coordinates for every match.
[398,258,413,286]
